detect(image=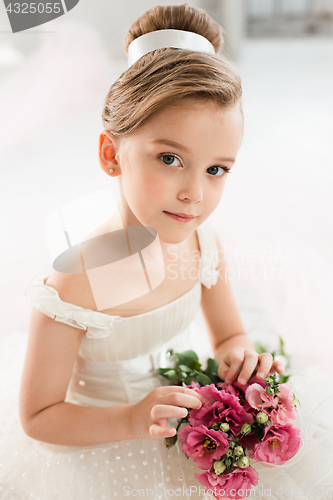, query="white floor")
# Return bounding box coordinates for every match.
[1,25,332,375]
